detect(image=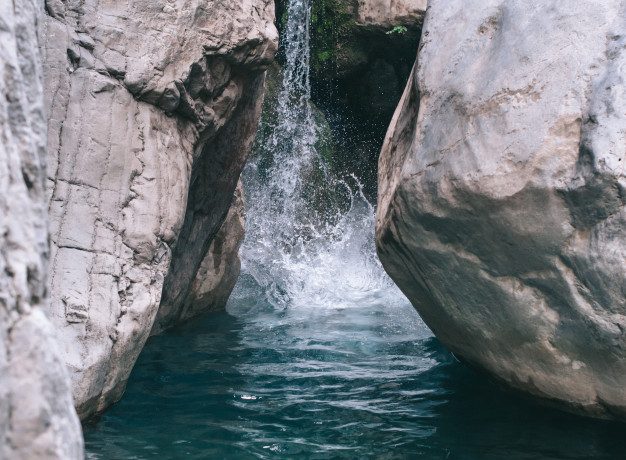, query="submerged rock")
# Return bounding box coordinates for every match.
[42,0,277,419]
[377,0,626,419]
[0,0,83,457]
